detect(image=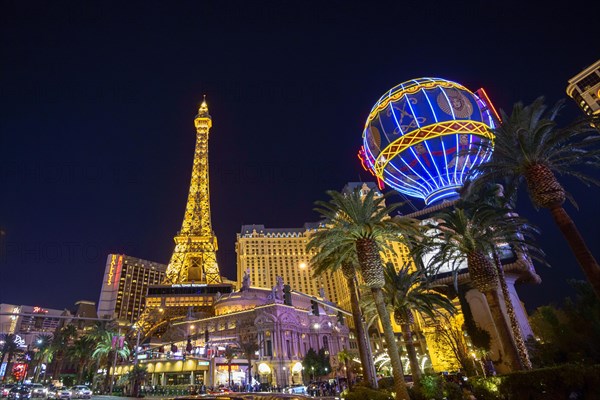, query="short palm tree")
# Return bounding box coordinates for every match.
[361,262,456,384]
[313,188,419,400]
[420,204,543,371]
[337,349,355,389]
[126,364,147,397]
[307,236,377,388]
[472,97,600,297]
